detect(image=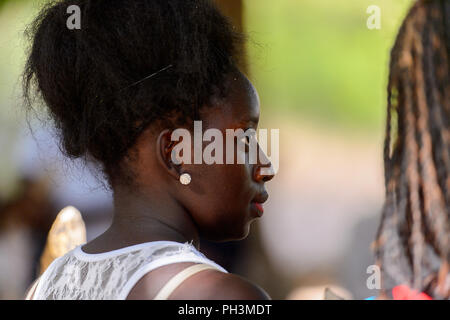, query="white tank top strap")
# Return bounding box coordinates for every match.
[32,240,227,300]
[31,255,64,300]
[154,263,220,300]
[117,243,228,300]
